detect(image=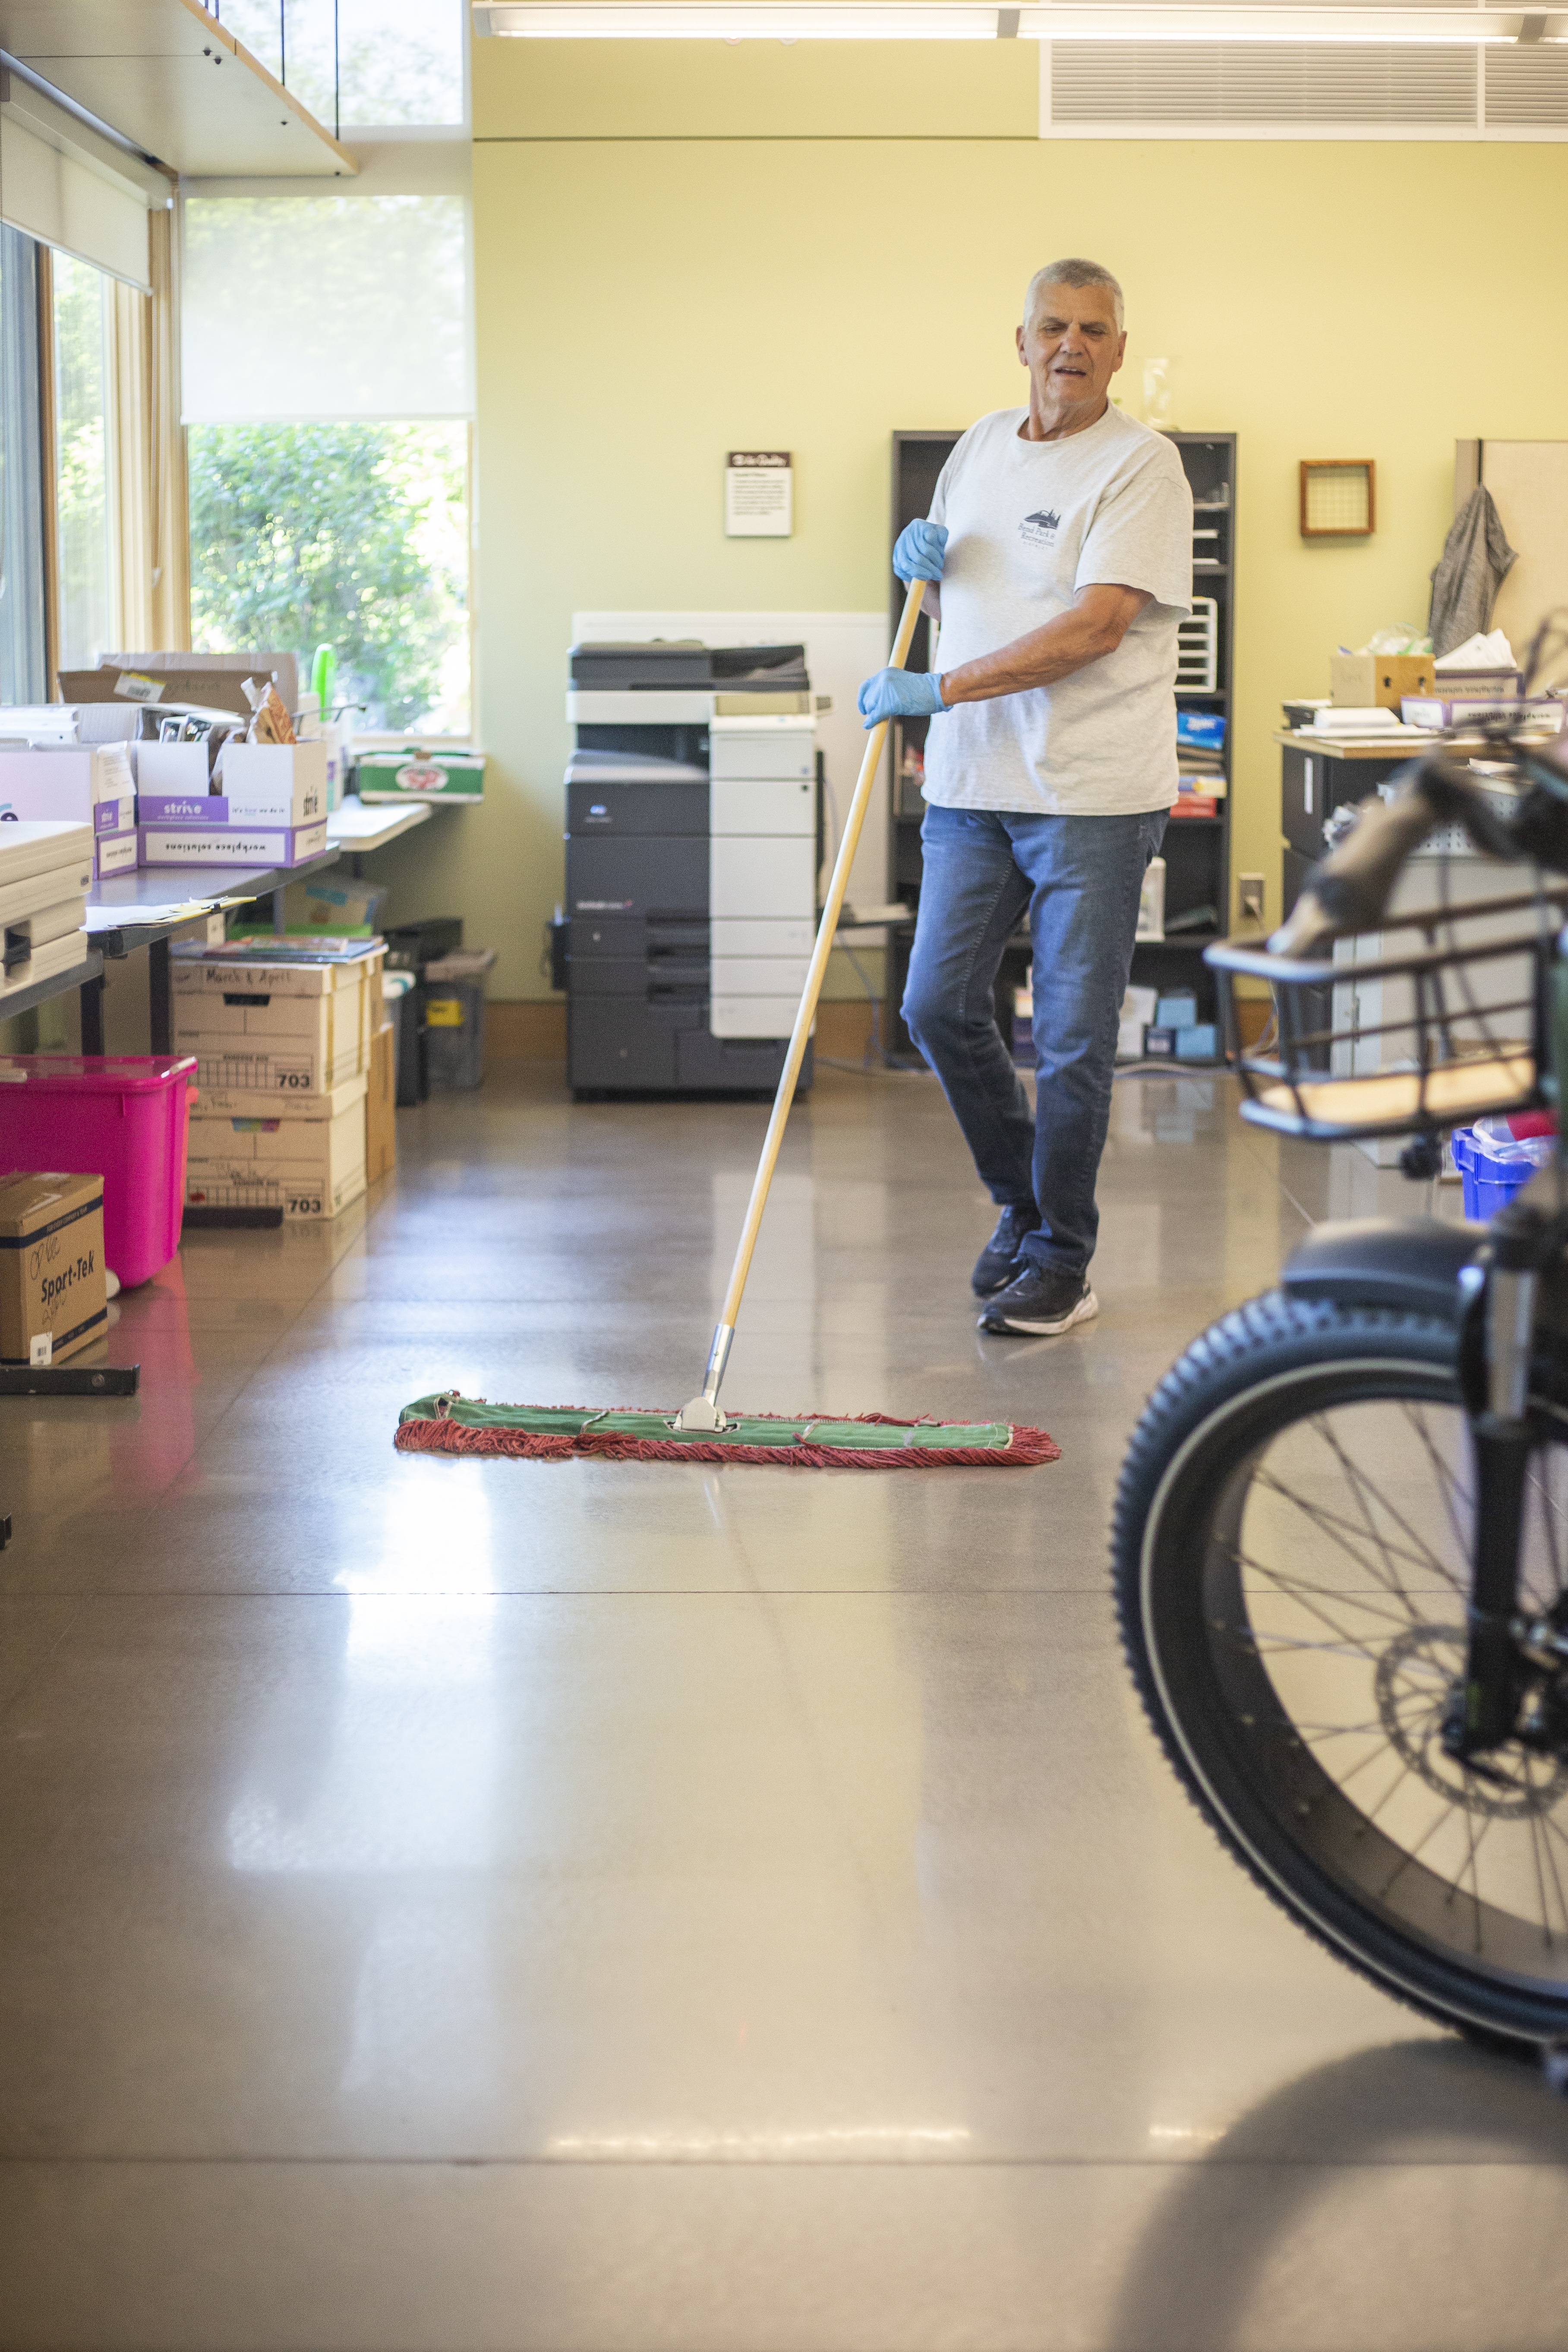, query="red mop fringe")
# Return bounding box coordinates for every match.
[394,1408,1059,1469]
